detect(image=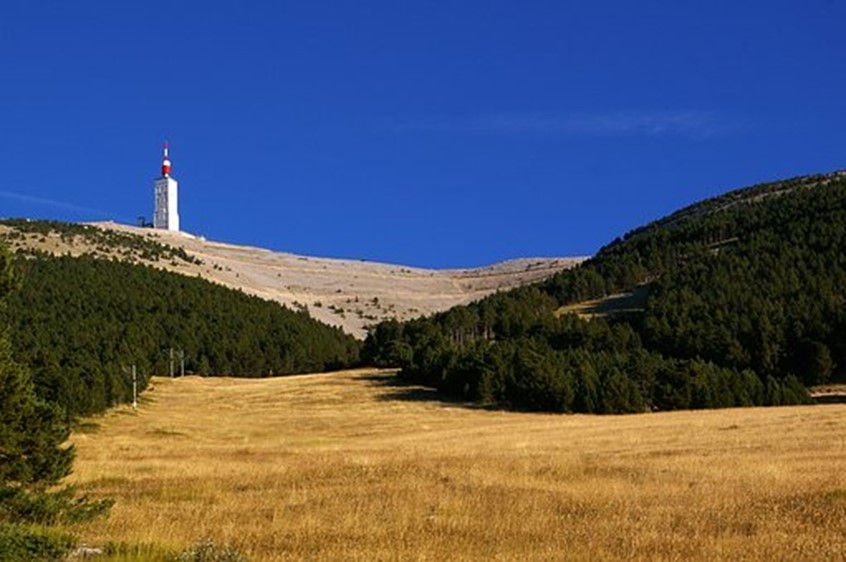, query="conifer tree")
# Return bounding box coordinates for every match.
[0,338,75,521]
[0,244,102,526]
